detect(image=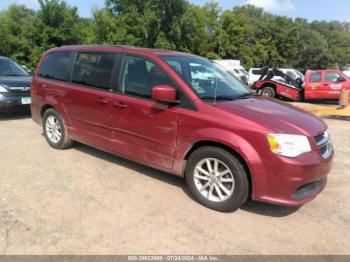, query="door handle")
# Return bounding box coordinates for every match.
[113,102,127,109]
[95,97,108,105]
[324,84,329,86]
